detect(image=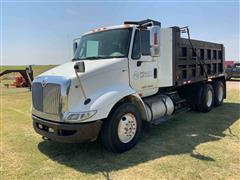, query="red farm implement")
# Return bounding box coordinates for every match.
[0,65,34,90]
